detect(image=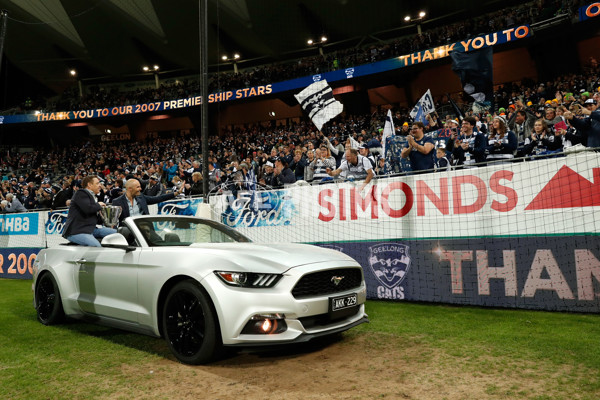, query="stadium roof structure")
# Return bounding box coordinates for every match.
[0,0,517,95]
